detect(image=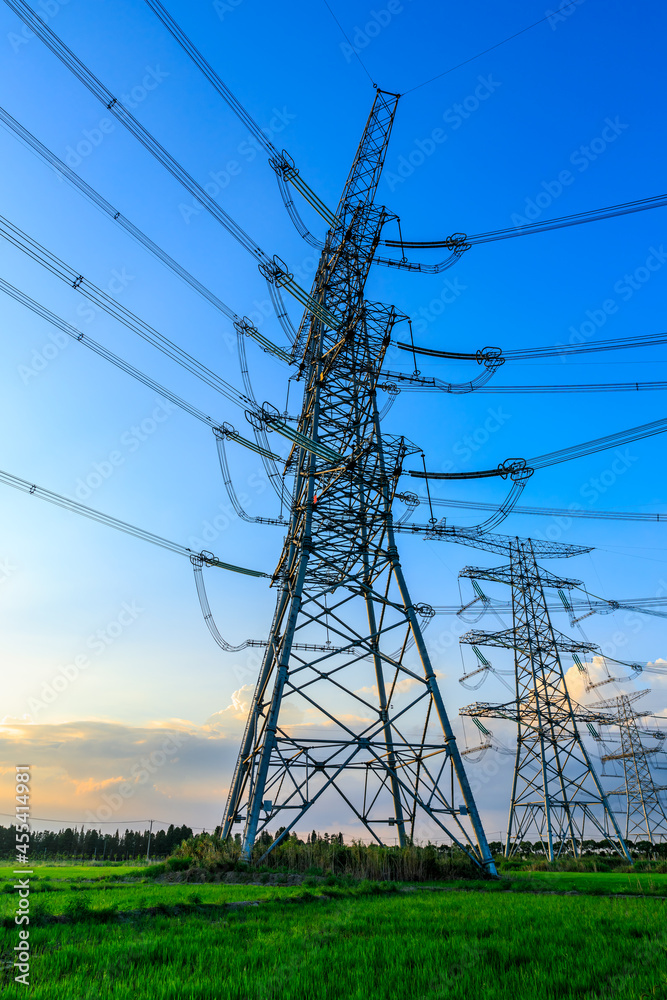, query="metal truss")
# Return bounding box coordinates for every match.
[221,90,497,873]
[593,690,667,843]
[395,524,594,560]
[459,537,631,860]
